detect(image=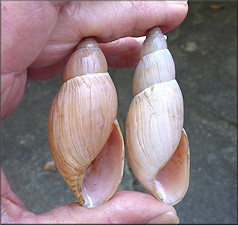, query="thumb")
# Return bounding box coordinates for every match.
[1,169,179,224]
[36,191,179,224]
